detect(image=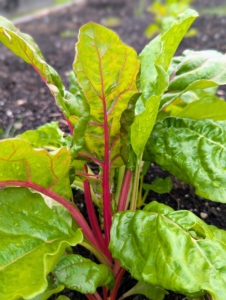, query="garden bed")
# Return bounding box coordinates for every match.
[0,0,226,299]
